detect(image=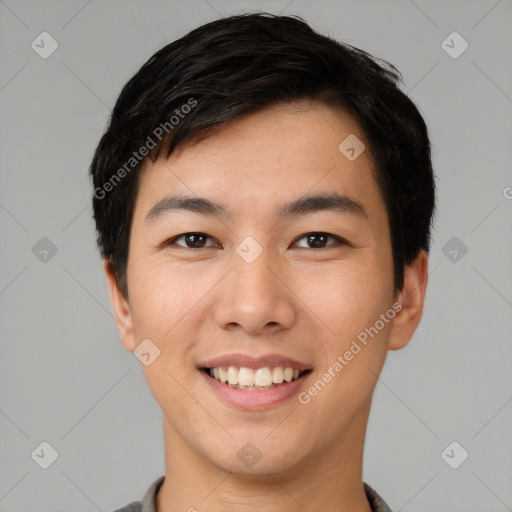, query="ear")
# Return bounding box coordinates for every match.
[387,249,429,351]
[103,260,137,352]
